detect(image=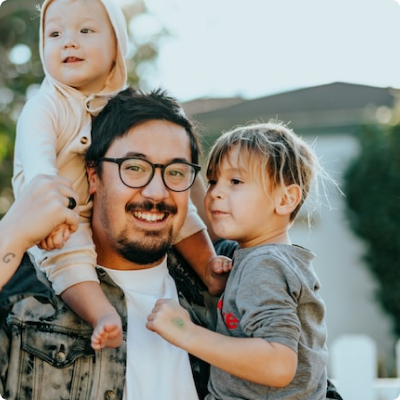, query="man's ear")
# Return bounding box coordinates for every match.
[275,184,302,216]
[87,166,98,195]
